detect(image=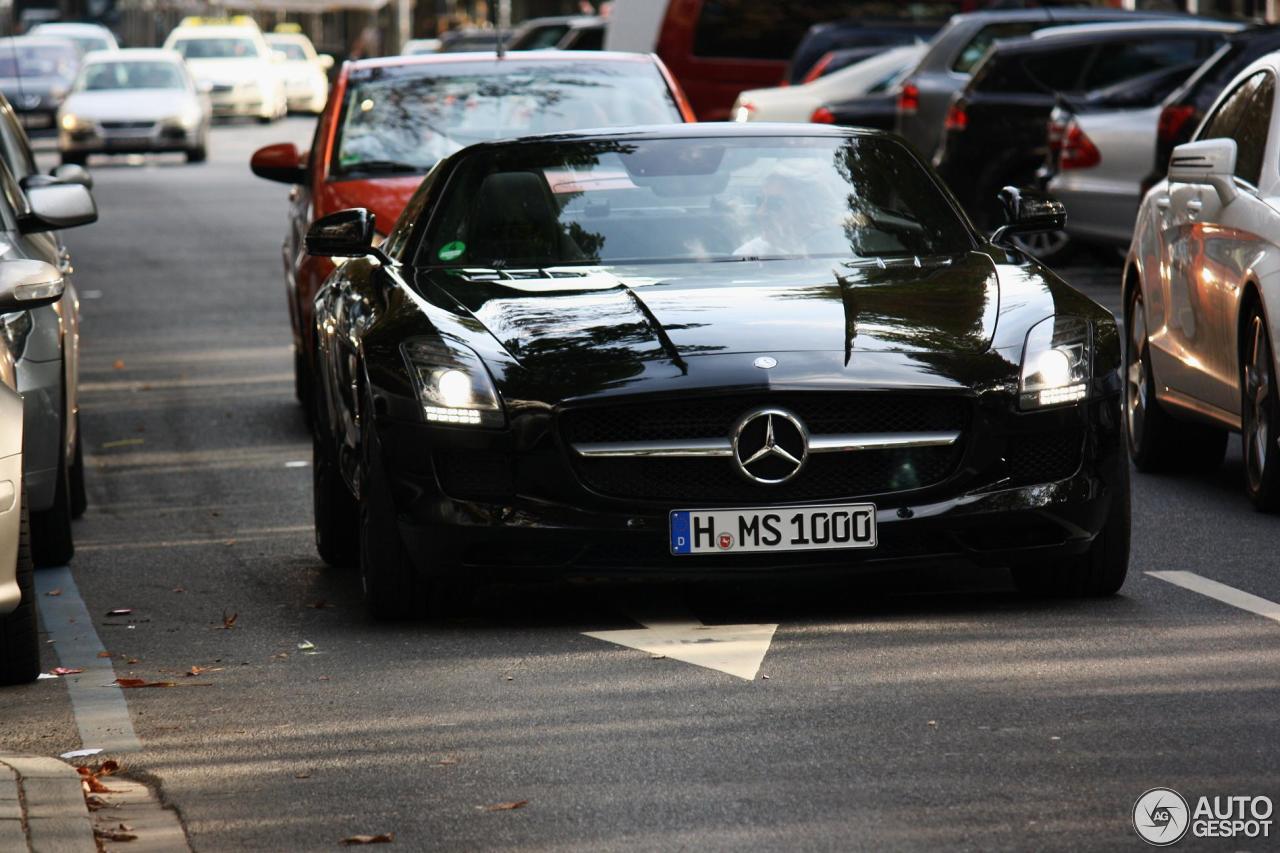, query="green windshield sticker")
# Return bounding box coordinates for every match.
[438,241,466,262]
